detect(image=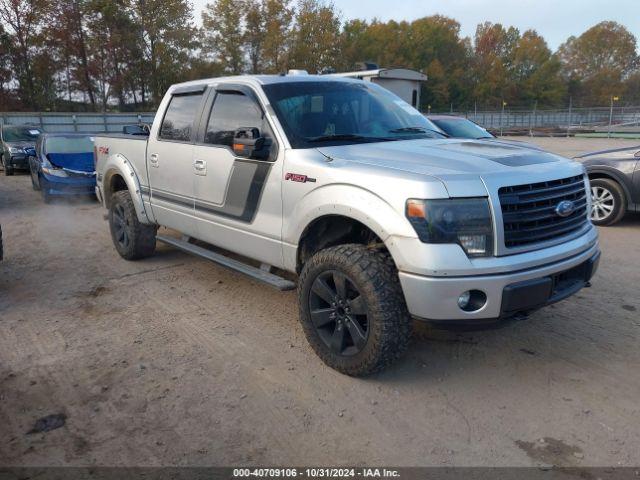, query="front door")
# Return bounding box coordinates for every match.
[192,87,283,268]
[147,89,205,236]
